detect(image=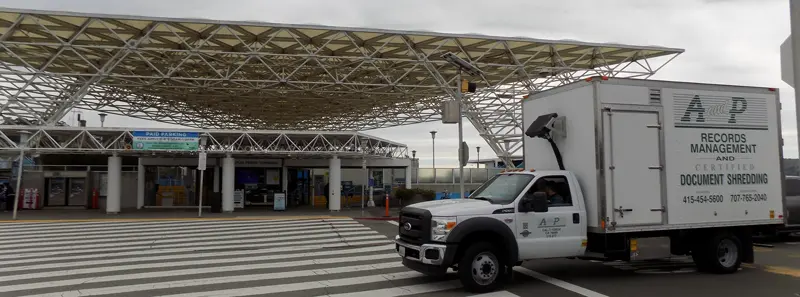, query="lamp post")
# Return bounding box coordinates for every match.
[430,131,437,182]
[12,131,30,220]
[411,150,417,186]
[197,133,209,217]
[476,146,481,168]
[98,113,107,127]
[442,52,482,199]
